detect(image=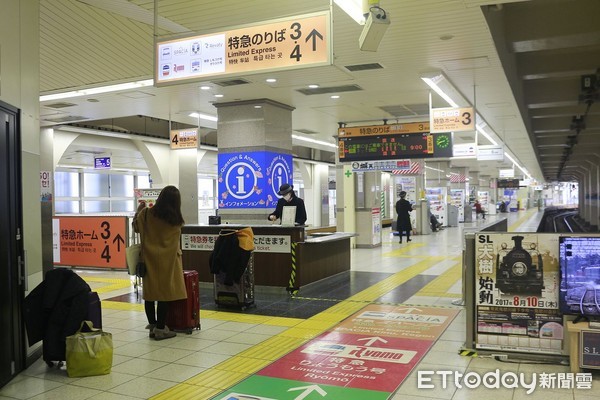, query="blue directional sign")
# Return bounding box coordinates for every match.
[94,157,111,169]
[218,151,293,209]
